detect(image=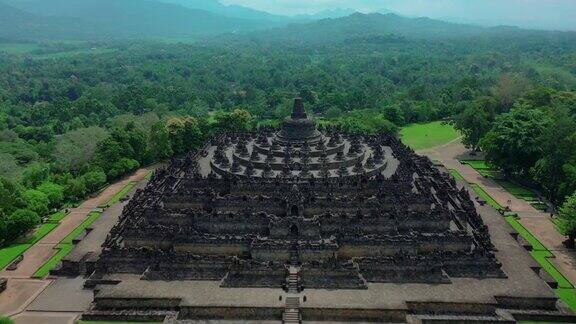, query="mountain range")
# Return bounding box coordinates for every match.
[0,0,277,41]
[1,0,573,43]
